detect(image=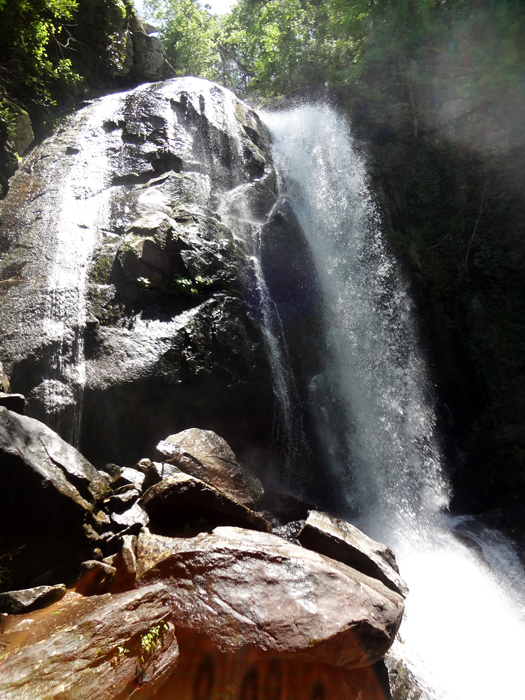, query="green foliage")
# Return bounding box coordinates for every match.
[170,273,213,297]
[92,254,112,283]
[0,0,133,137]
[0,104,15,140]
[145,0,220,78]
[219,0,314,95]
[161,0,517,113]
[137,276,151,291]
[0,0,81,106]
[195,274,213,288]
[120,239,140,257]
[139,621,168,662]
